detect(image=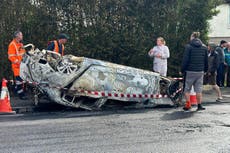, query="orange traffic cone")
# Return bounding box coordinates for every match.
[190,86,197,106]
[0,78,16,114]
